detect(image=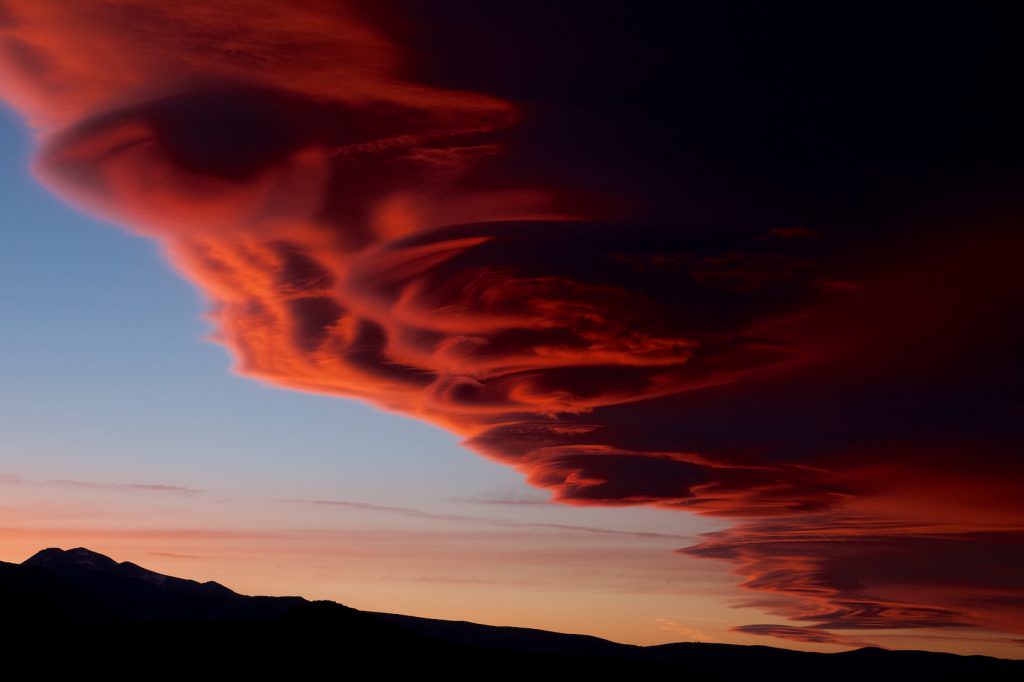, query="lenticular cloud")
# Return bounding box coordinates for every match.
[2,0,1022,646]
